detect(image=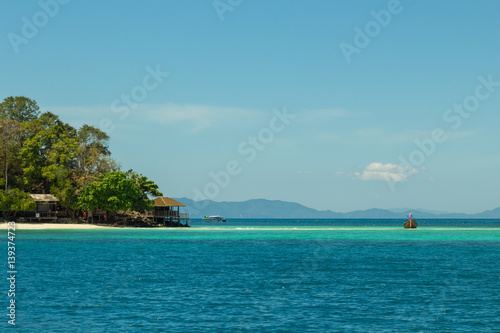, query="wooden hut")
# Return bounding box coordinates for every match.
[147,197,189,226]
[22,194,59,221]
